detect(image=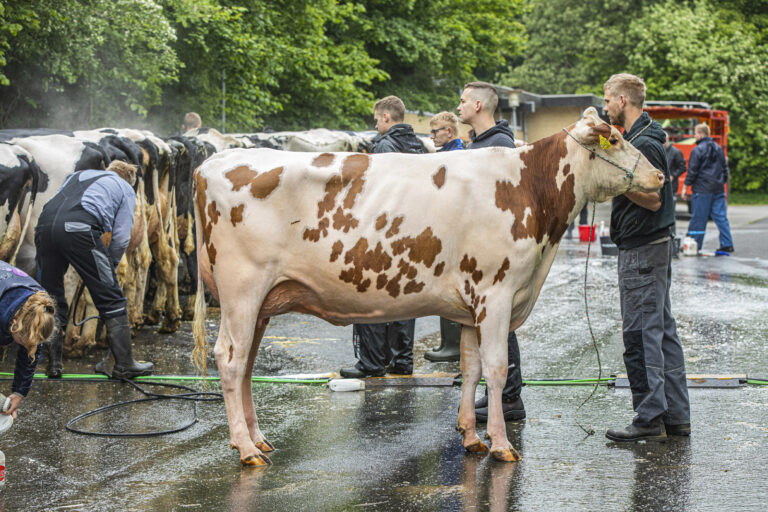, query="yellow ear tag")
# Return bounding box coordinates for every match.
[599,135,612,150]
